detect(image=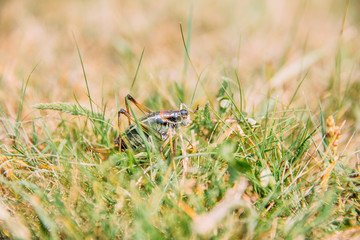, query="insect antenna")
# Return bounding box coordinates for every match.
[180,103,199,113]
